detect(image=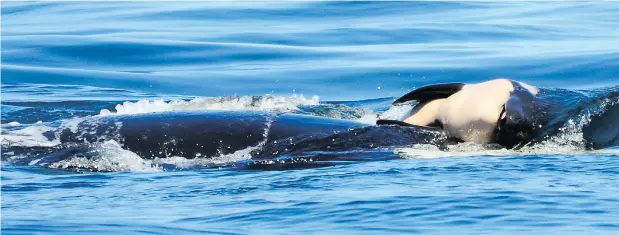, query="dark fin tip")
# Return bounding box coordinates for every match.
[393,83,466,105]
